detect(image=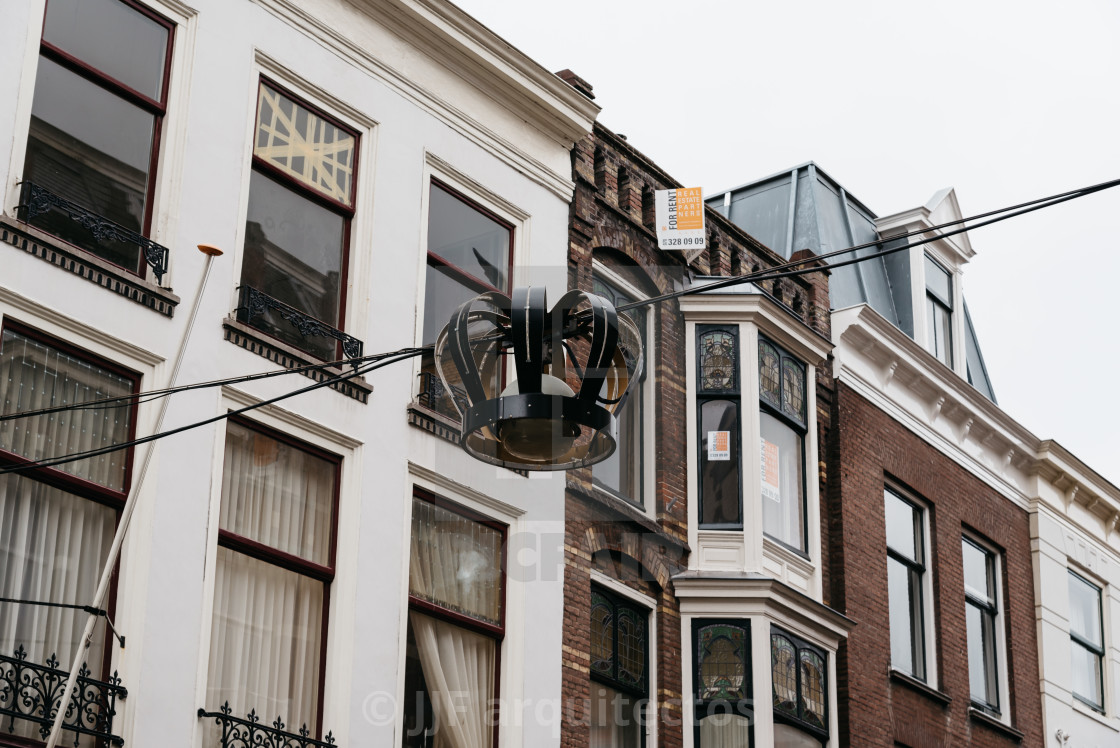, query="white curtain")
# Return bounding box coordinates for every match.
[409,611,495,748]
[698,714,752,747]
[205,422,333,737]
